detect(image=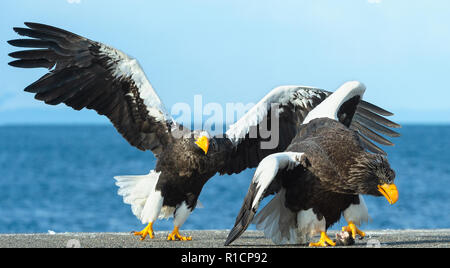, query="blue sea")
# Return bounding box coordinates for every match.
[0,125,449,234]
